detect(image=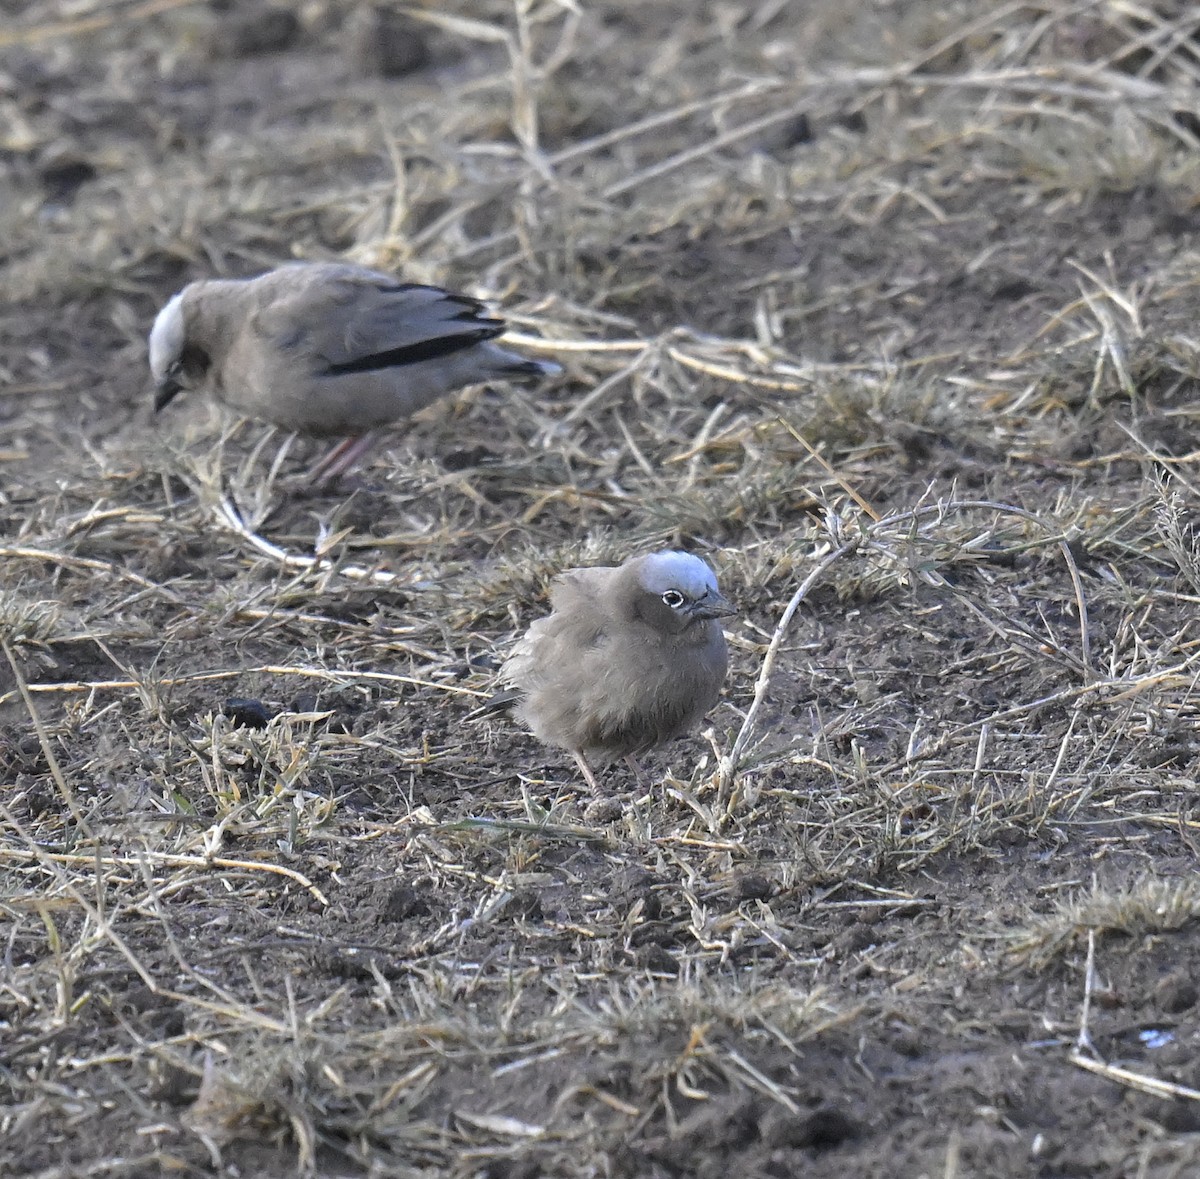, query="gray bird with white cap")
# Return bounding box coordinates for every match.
[148,261,560,483]
[499,550,736,791]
